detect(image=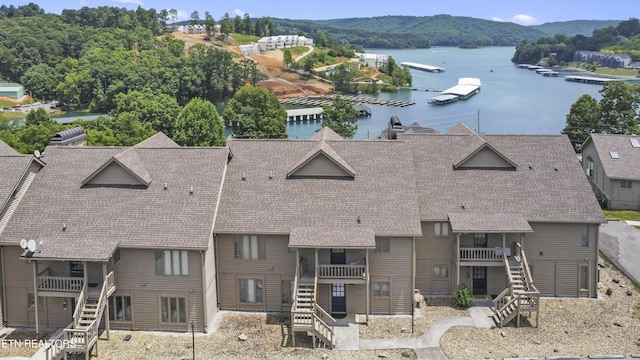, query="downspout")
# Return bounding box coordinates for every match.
[0,247,6,327]
[201,250,207,332]
[456,233,460,288]
[594,223,599,298]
